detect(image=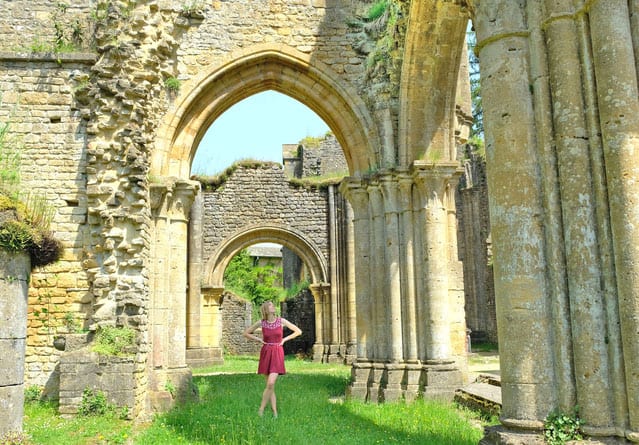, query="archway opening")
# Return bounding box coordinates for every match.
[191,90,330,176]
